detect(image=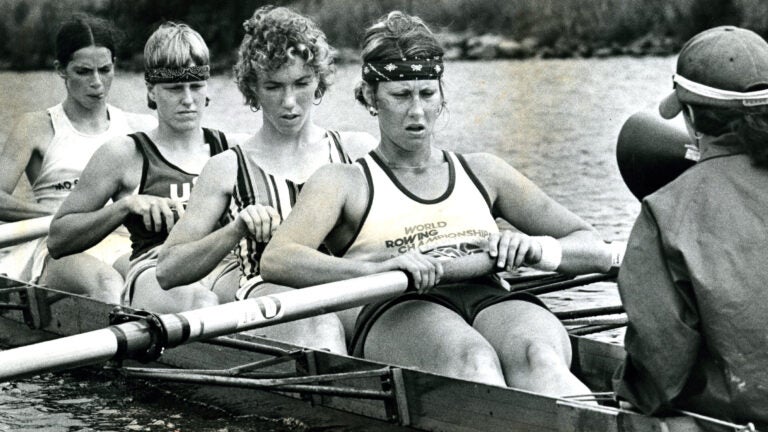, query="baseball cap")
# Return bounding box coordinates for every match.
[659,26,768,119]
